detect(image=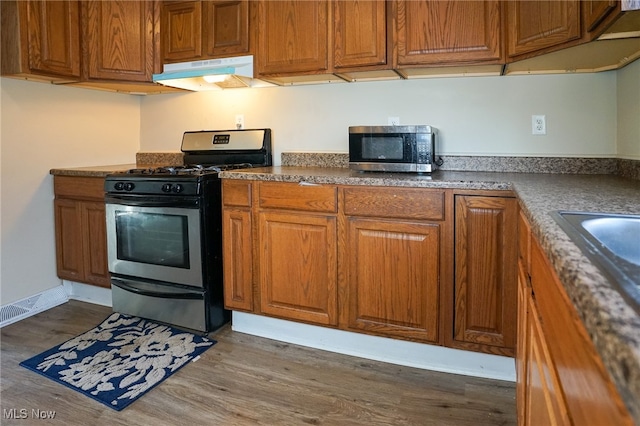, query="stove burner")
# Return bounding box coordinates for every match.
[124,163,254,176]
